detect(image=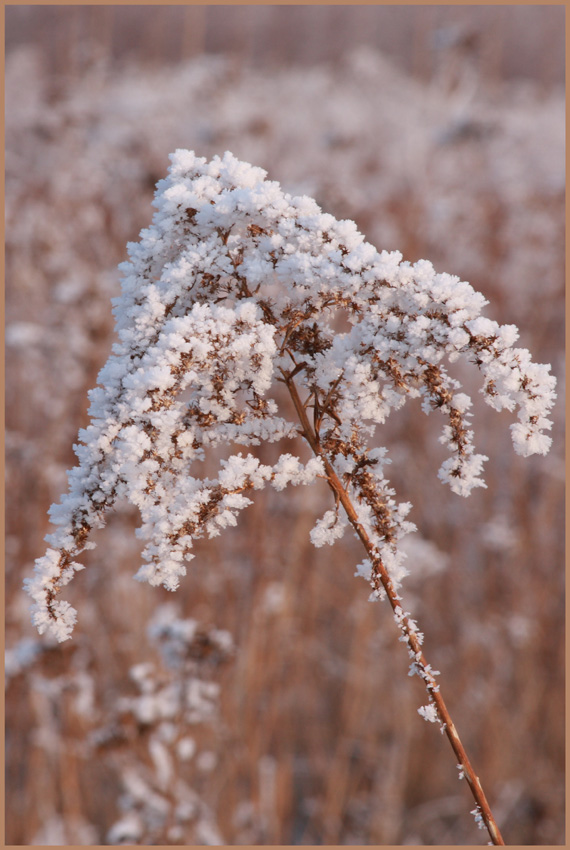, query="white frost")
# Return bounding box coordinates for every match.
[26,150,556,639]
